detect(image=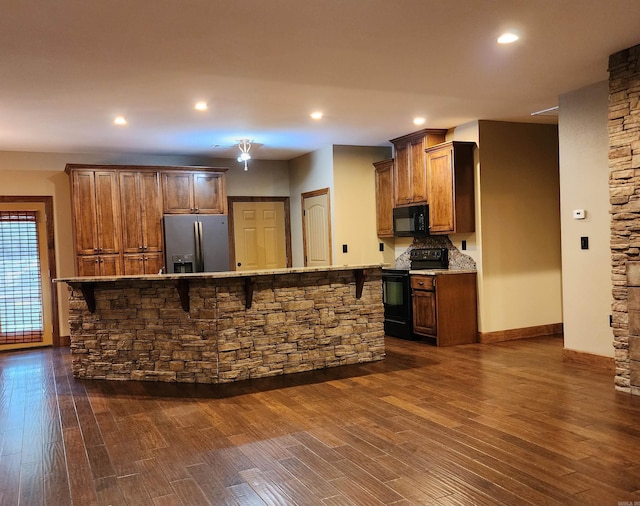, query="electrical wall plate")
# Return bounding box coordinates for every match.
[573,209,586,220]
